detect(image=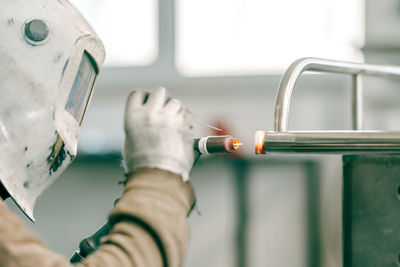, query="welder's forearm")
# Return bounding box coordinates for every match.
[76,168,194,267]
[107,168,195,267]
[80,222,163,267]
